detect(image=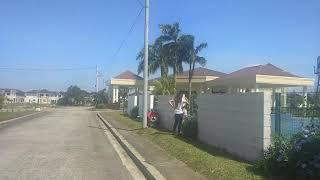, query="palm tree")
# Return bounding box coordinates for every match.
[179,35,207,115]
[152,77,176,95]
[136,37,170,77]
[159,23,184,86]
